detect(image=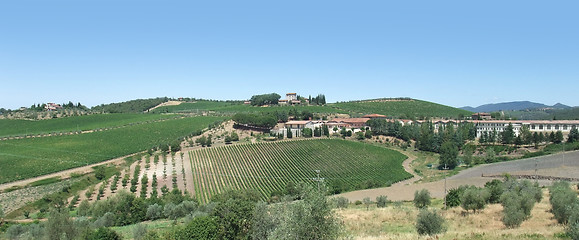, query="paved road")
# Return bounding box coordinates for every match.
[337,151,579,202]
